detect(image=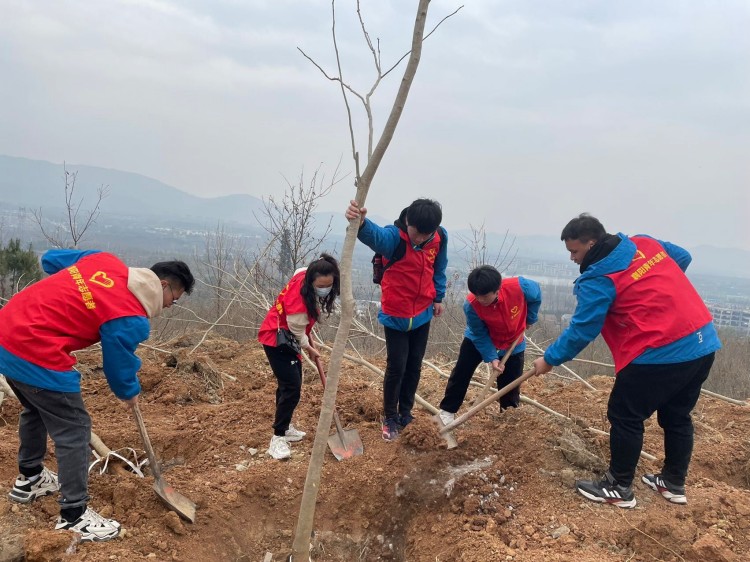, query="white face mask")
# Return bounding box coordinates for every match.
[315,286,332,298]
